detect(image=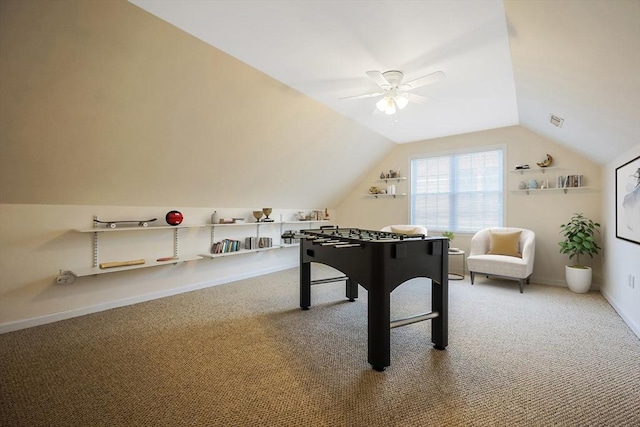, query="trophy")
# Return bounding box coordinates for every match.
[252,210,263,222]
[262,208,273,222]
